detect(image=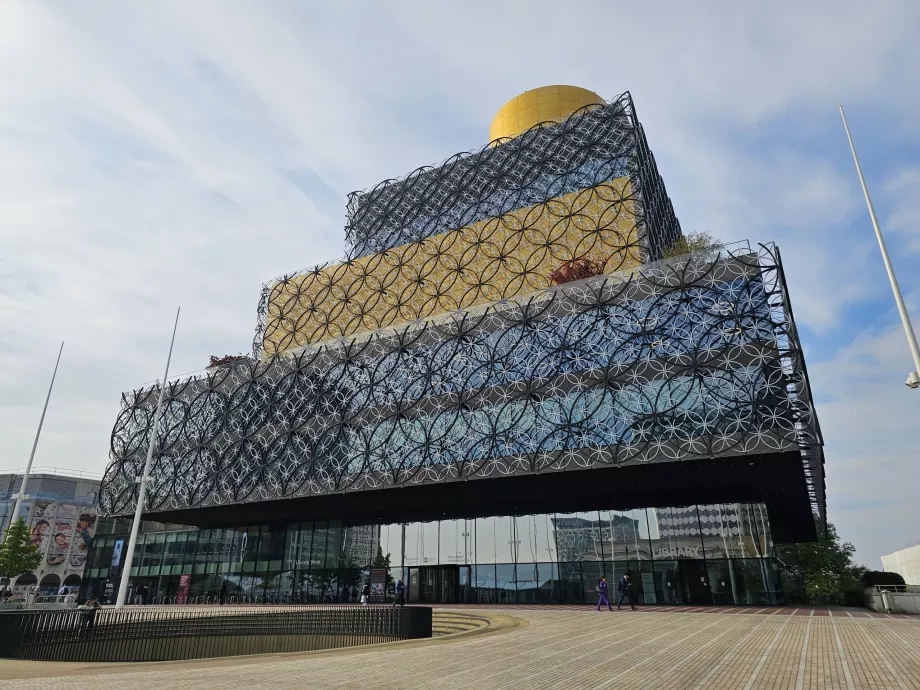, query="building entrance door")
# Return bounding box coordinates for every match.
[407,565,465,603]
[679,560,713,605]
